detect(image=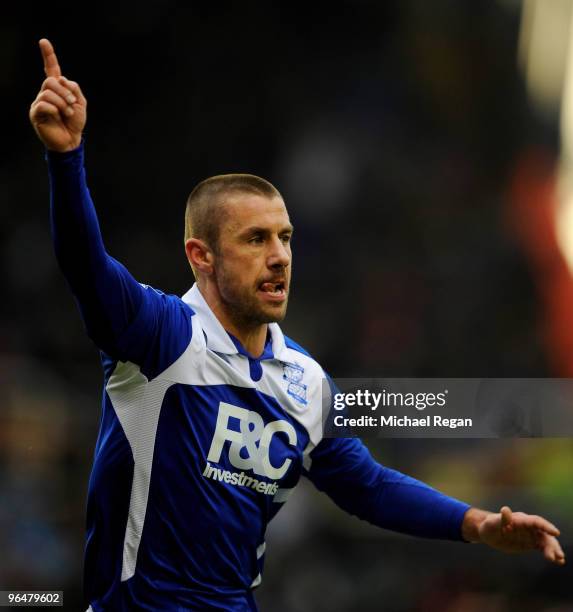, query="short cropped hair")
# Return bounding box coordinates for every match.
[184,174,282,251]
